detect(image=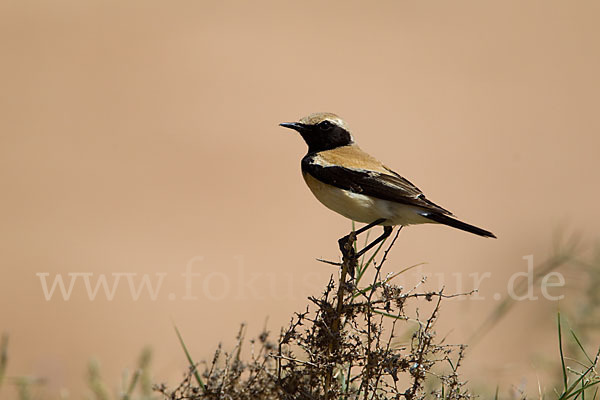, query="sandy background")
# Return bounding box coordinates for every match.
[1,0,599,398]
